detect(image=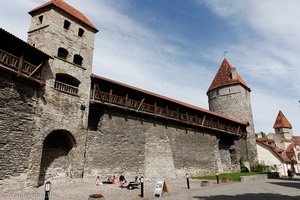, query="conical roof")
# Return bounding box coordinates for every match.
[273,110,292,129]
[207,59,250,93]
[29,0,98,32]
